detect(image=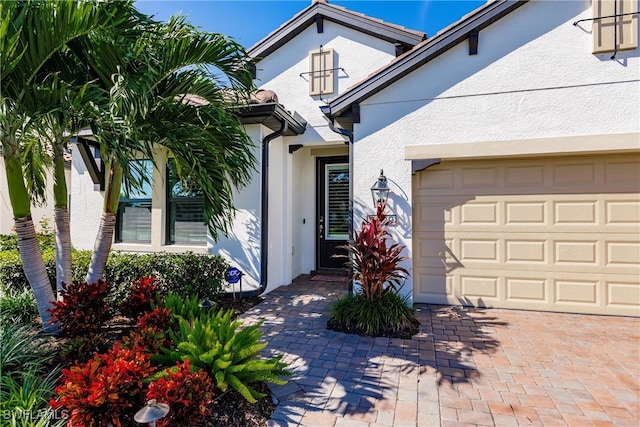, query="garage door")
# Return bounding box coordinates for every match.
[413,154,640,316]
